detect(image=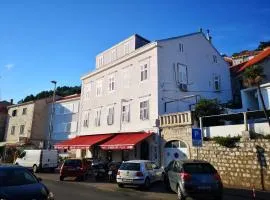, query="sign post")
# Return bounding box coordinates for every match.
[192,128,202,159]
